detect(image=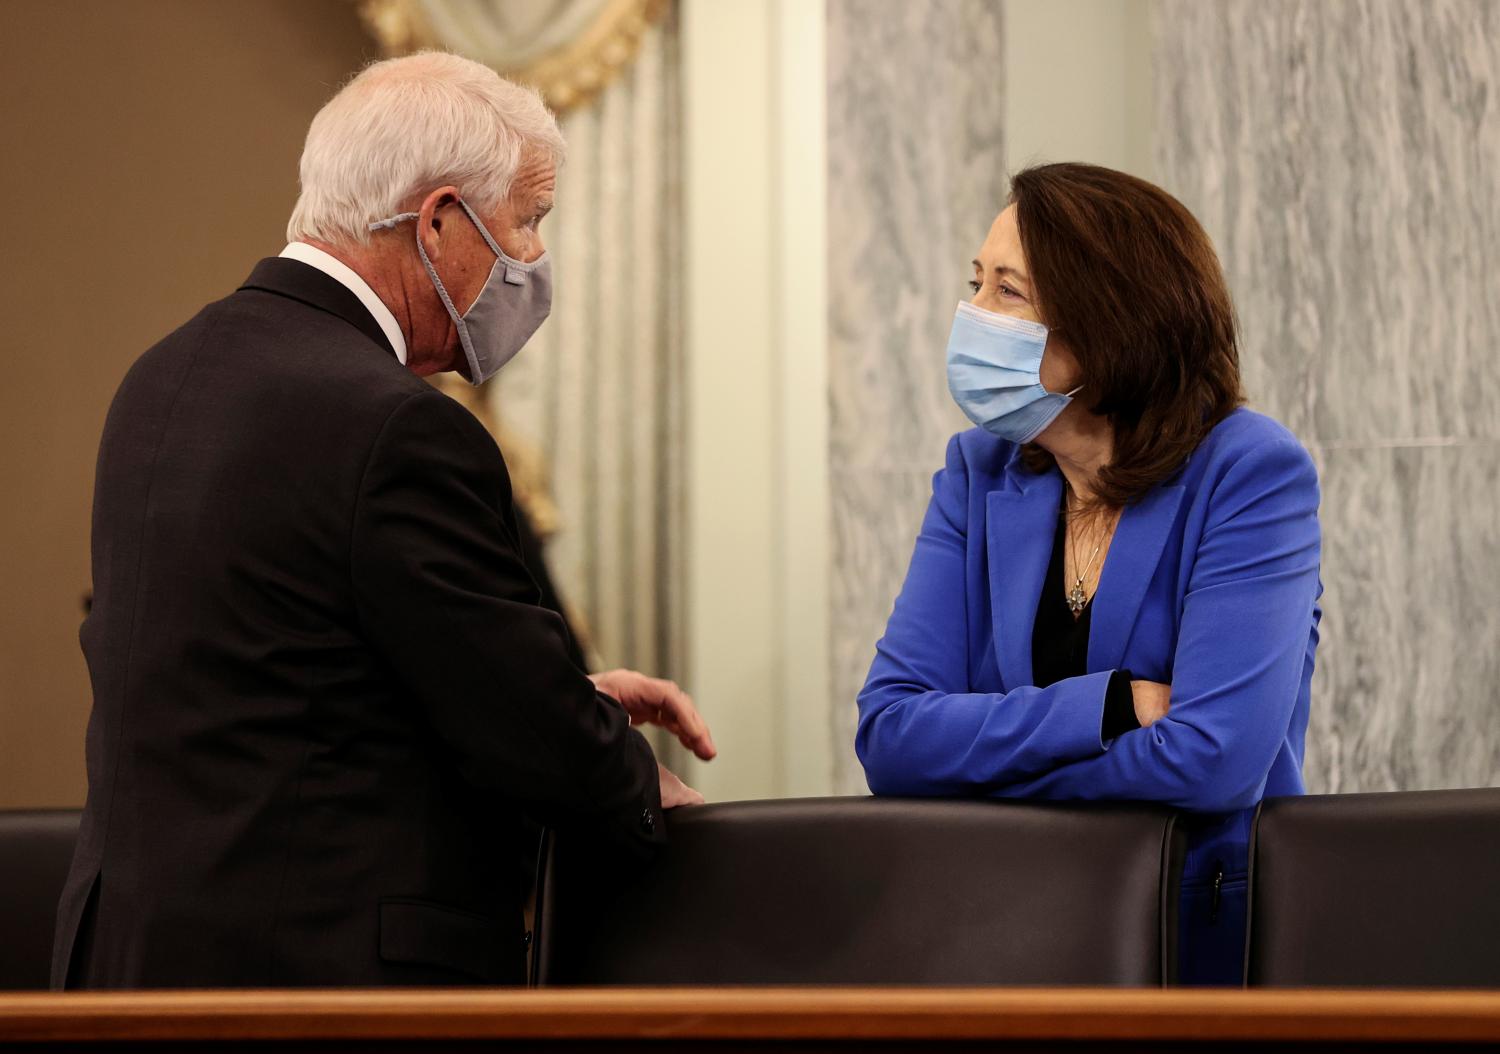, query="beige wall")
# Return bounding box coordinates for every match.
[679,0,832,801]
[0,1,374,807]
[1004,0,1154,179]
